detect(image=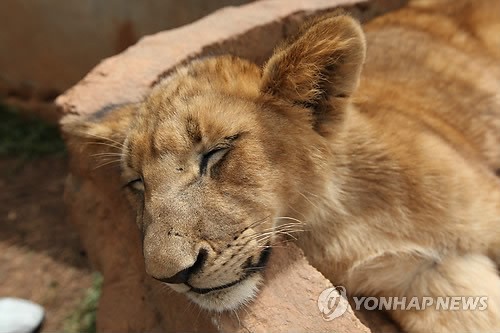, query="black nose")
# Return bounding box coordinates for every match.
[154,248,207,284]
